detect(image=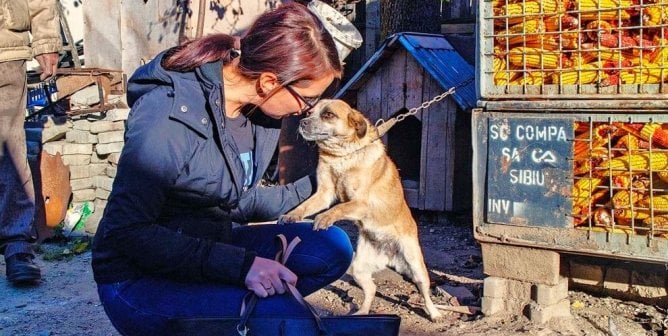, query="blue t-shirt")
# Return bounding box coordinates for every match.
[226,113,255,187]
